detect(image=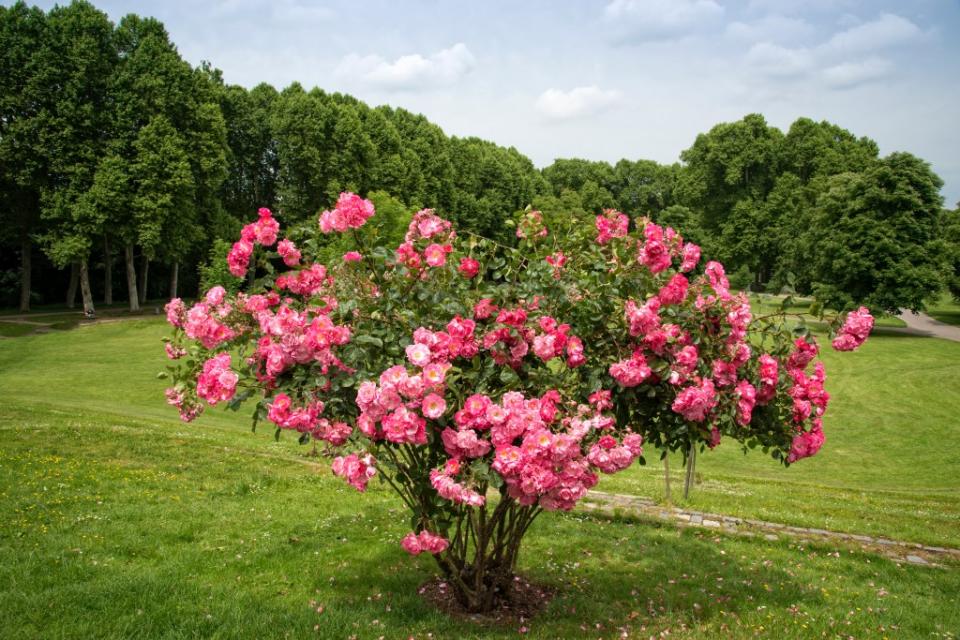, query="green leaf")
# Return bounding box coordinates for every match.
[499,367,519,385]
[354,335,384,348]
